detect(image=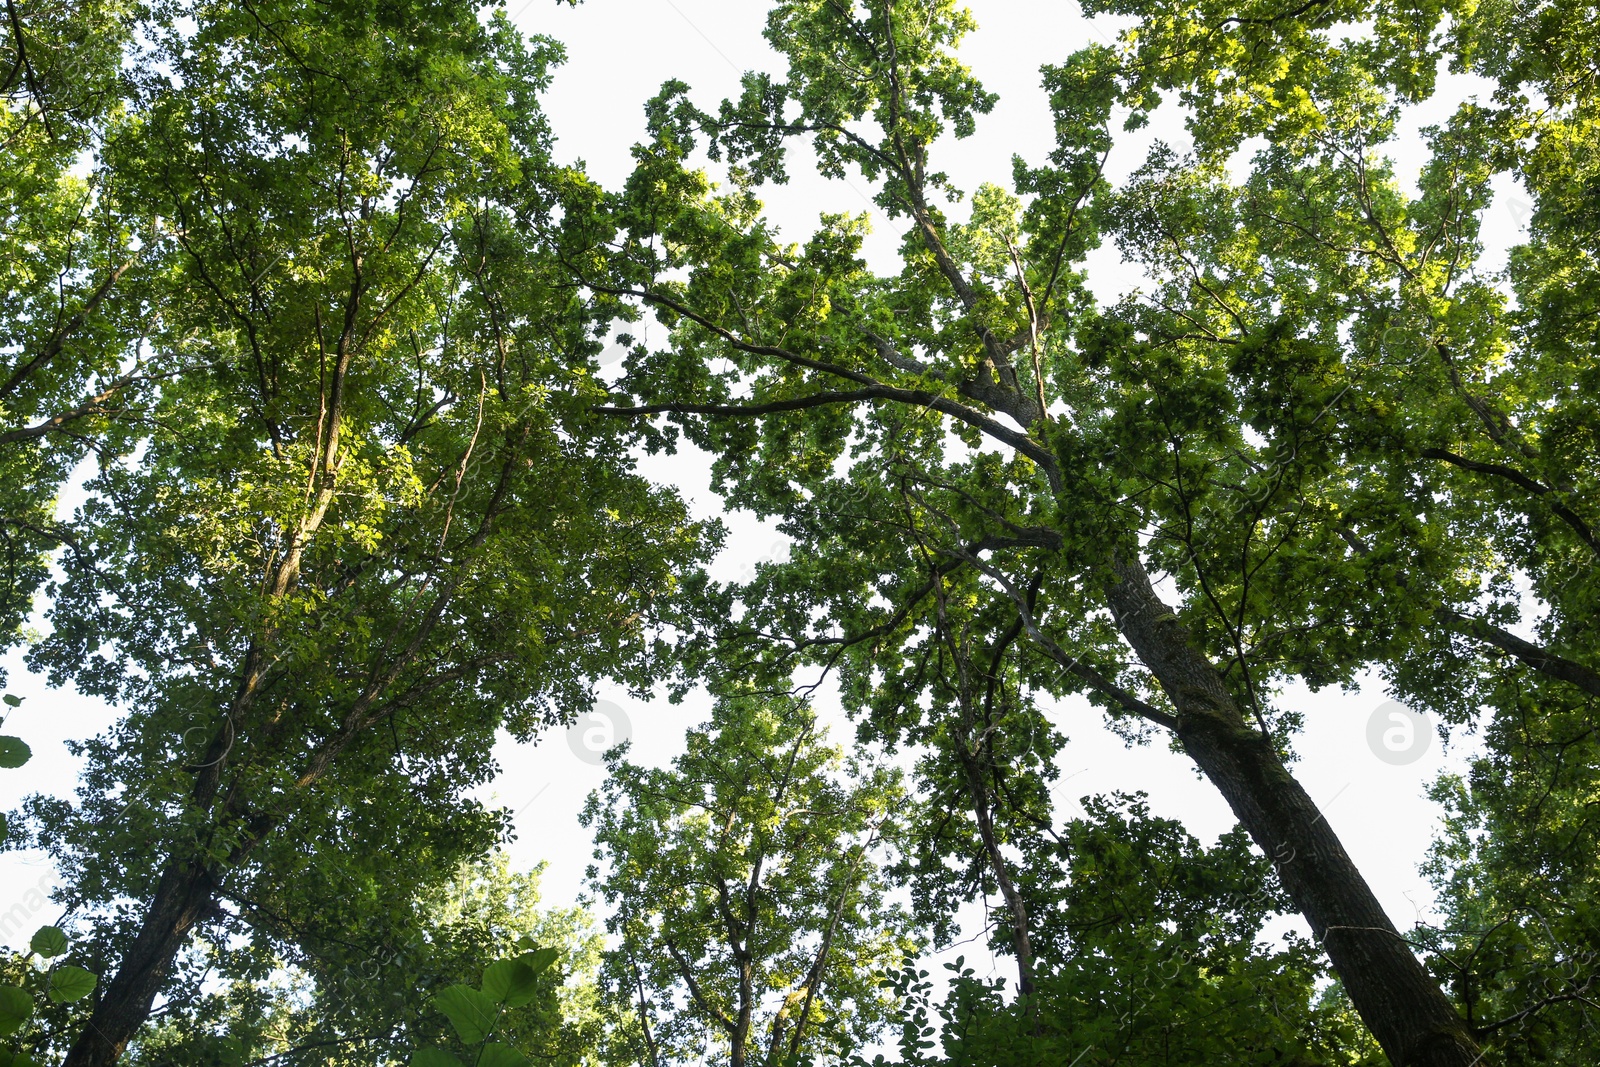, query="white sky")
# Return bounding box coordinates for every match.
[0,0,1526,1013]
